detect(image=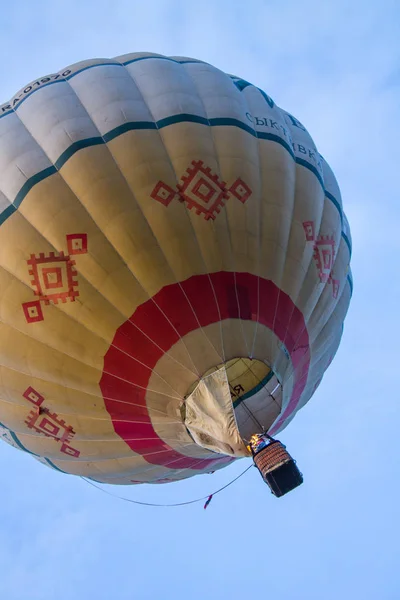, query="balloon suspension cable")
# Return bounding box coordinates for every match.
[81,462,253,508]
